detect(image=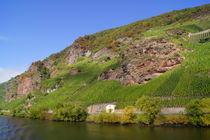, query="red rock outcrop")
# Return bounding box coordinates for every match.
[15,61,49,97]
[92,48,116,60]
[100,37,185,85]
[65,42,91,64]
